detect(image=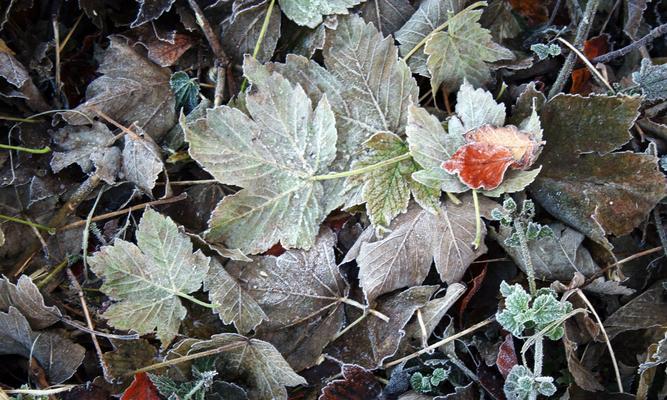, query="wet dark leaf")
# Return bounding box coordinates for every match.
[319,364,382,400]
